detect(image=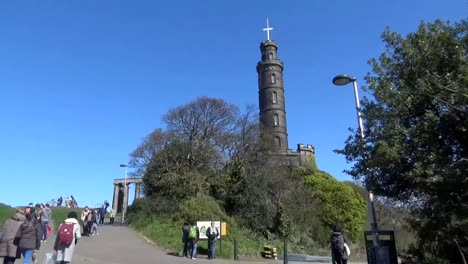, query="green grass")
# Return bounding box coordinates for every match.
[51,207,84,231]
[128,213,330,260]
[0,204,15,226]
